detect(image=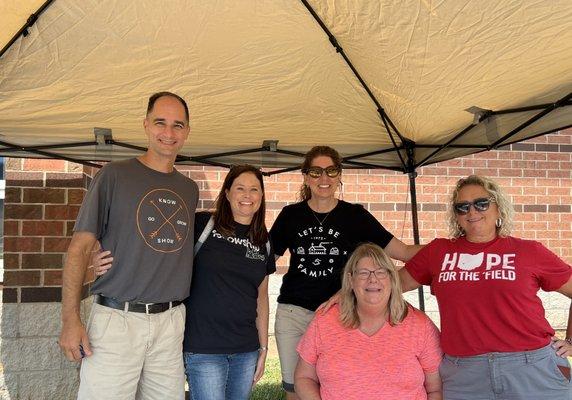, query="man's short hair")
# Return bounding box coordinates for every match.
[147,92,189,123]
